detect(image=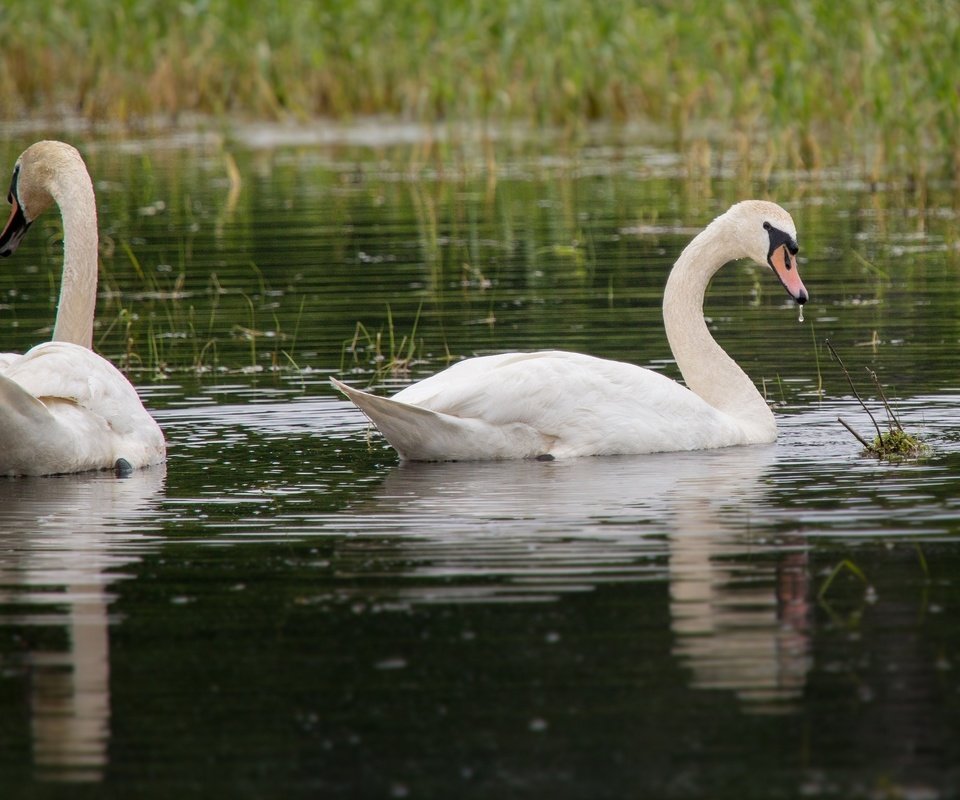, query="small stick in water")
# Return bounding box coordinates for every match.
[867,367,905,432]
[825,339,883,441]
[837,416,874,450]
